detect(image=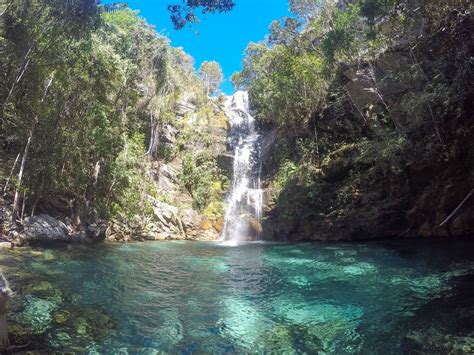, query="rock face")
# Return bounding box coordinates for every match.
[23,215,70,244]
[21,215,106,245]
[106,202,220,242]
[260,11,474,242]
[150,200,186,239]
